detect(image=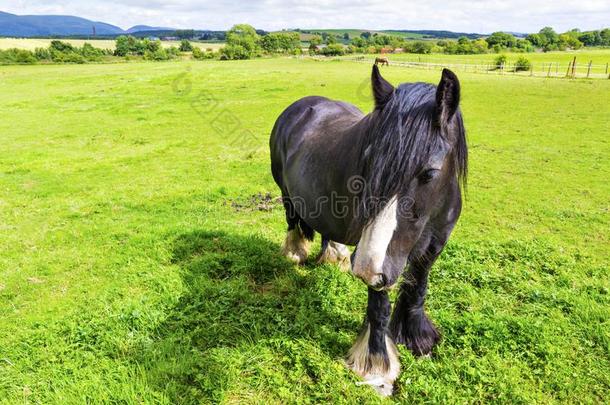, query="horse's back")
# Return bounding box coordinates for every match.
[270,96,362,178]
[271,96,360,143]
